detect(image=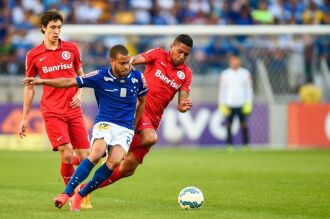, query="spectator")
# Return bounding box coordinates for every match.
[302,1,324,24]
[283,0,305,24]
[233,4,253,25]
[252,0,274,24]
[269,0,286,24]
